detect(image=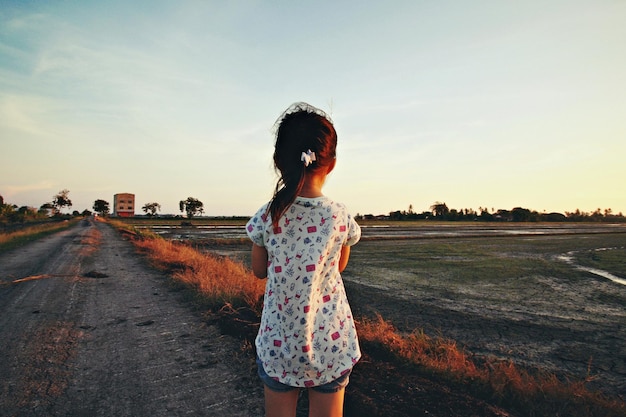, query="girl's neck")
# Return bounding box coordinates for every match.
[298,173,325,198]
